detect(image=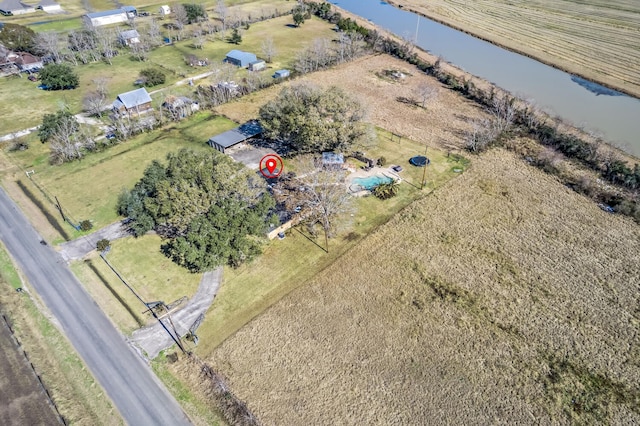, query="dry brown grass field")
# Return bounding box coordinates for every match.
[218,54,483,150]
[389,0,640,97]
[207,149,640,424]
